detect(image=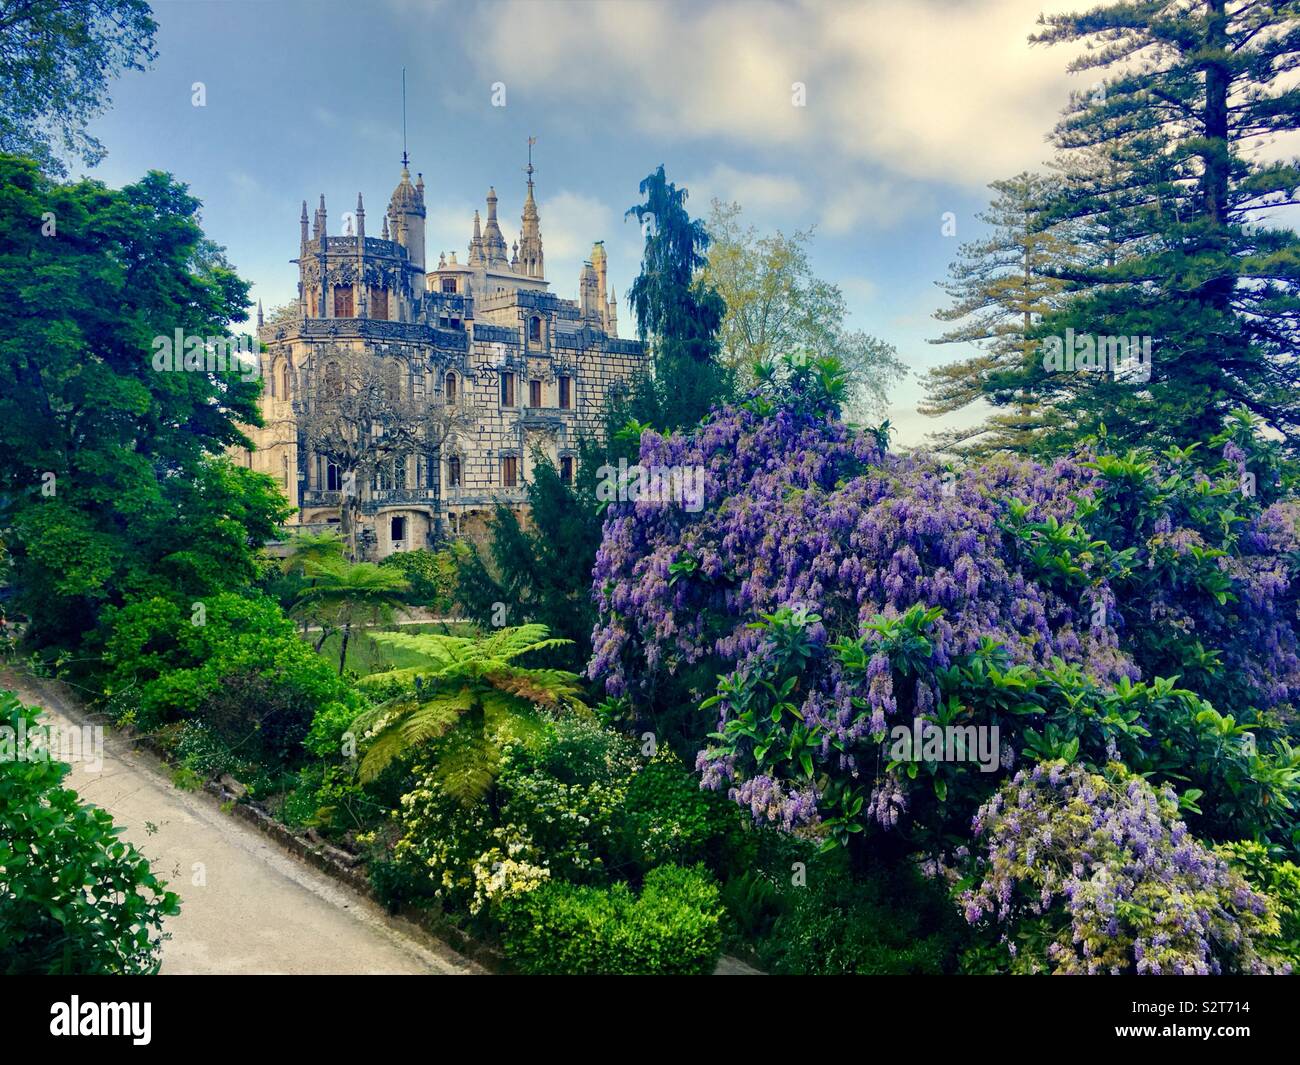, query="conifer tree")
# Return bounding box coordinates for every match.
[921,172,1079,454]
[1011,0,1300,451]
